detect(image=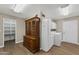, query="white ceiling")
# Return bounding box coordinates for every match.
[0,4,67,19]
[0,4,79,19]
